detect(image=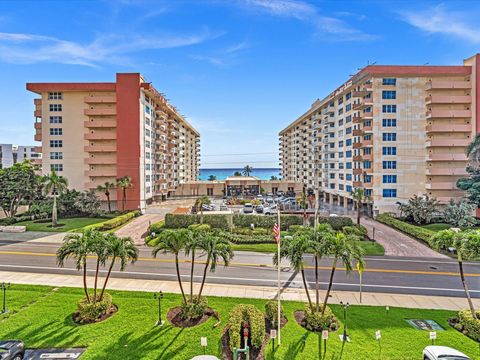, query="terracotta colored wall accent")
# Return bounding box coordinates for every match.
[26,83,116,93]
[116,73,141,210]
